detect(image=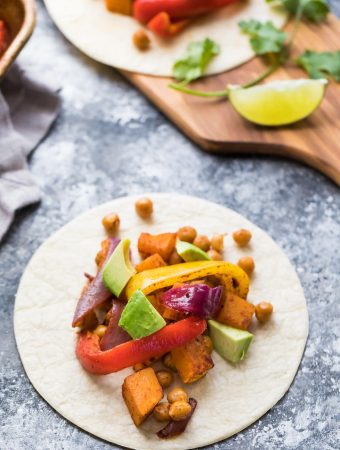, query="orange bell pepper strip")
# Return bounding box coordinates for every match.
[147,12,189,38]
[76,316,206,374]
[125,261,250,300]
